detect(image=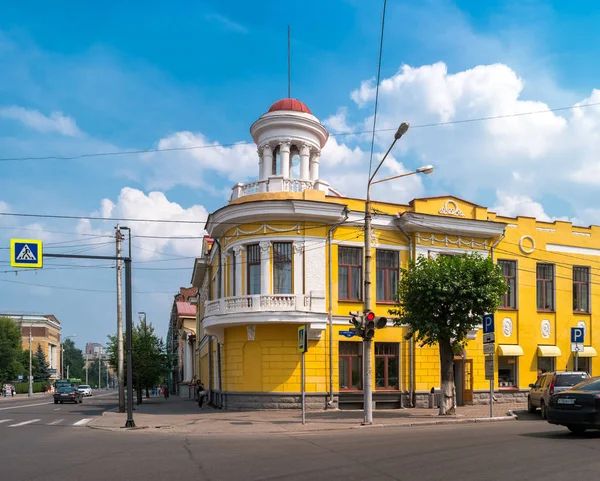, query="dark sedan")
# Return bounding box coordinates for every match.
[547,376,600,434]
[53,386,83,404]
